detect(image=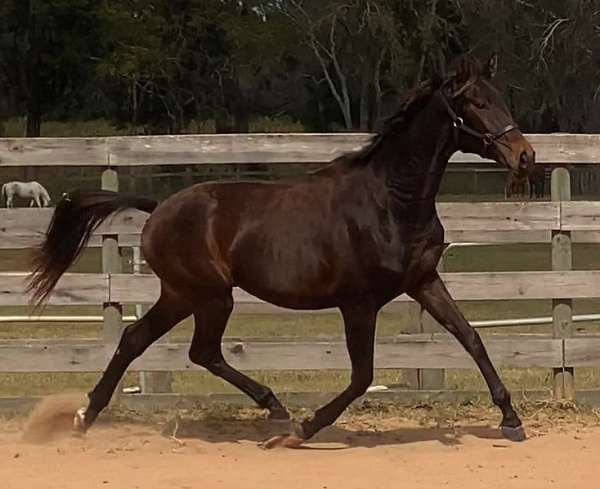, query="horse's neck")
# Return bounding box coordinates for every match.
[374,102,456,215]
